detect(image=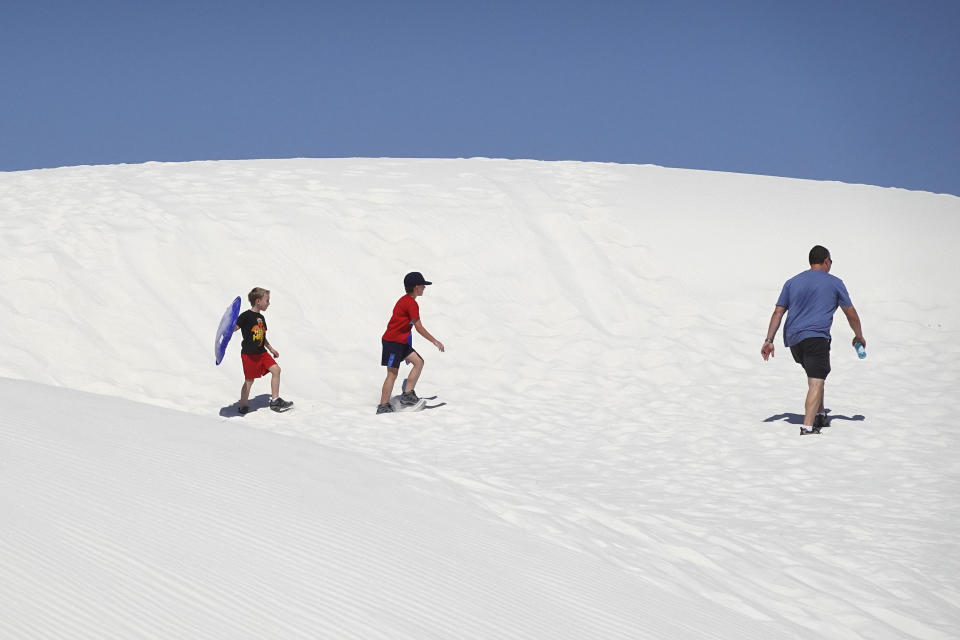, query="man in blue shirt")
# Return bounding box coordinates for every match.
[762,246,865,435]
